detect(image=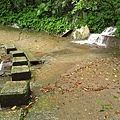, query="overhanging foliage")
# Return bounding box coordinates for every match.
[0,0,119,37]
